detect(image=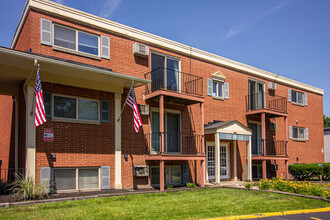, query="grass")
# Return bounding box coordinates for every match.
[0,188,329,219]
